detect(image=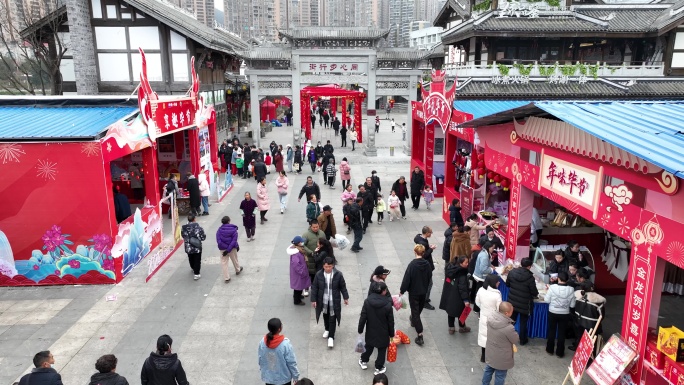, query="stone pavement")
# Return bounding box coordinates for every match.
[0,120,587,385]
